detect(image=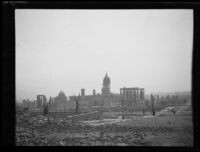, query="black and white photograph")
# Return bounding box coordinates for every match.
[15,9,193,146]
